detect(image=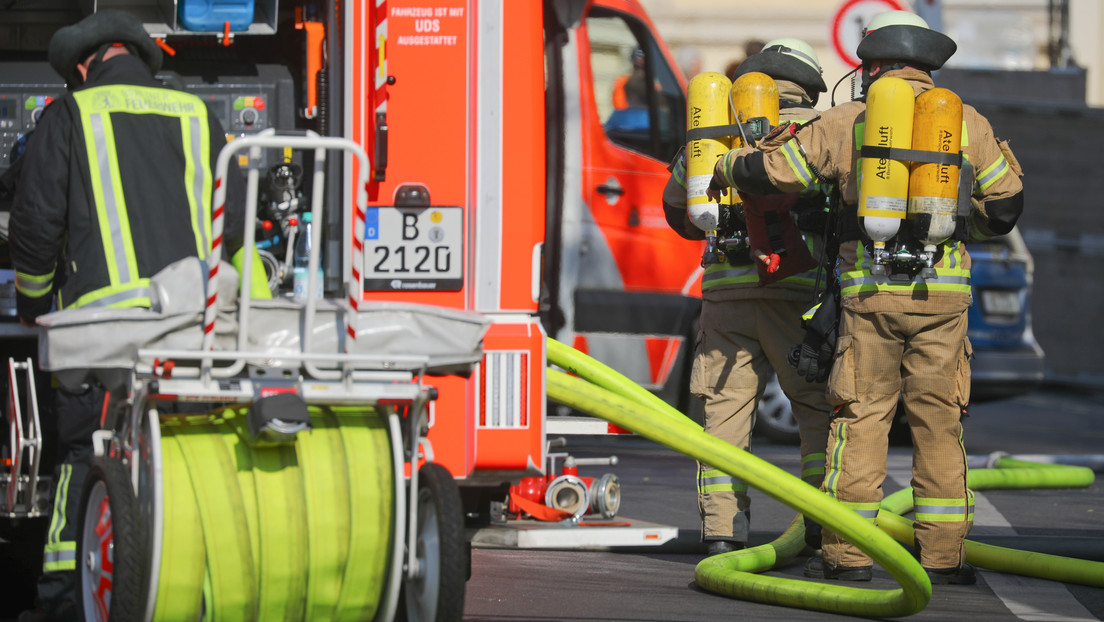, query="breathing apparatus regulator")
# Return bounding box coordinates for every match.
[854,11,966,278]
[684,38,824,269]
